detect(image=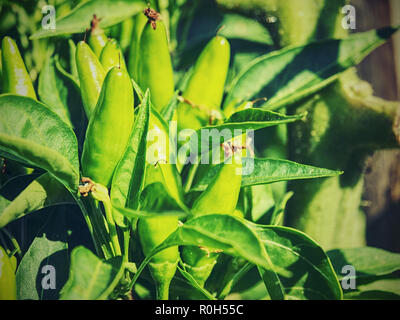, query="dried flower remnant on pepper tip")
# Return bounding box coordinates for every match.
[144,7,160,30]
[78,177,95,197]
[90,14,102,34]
